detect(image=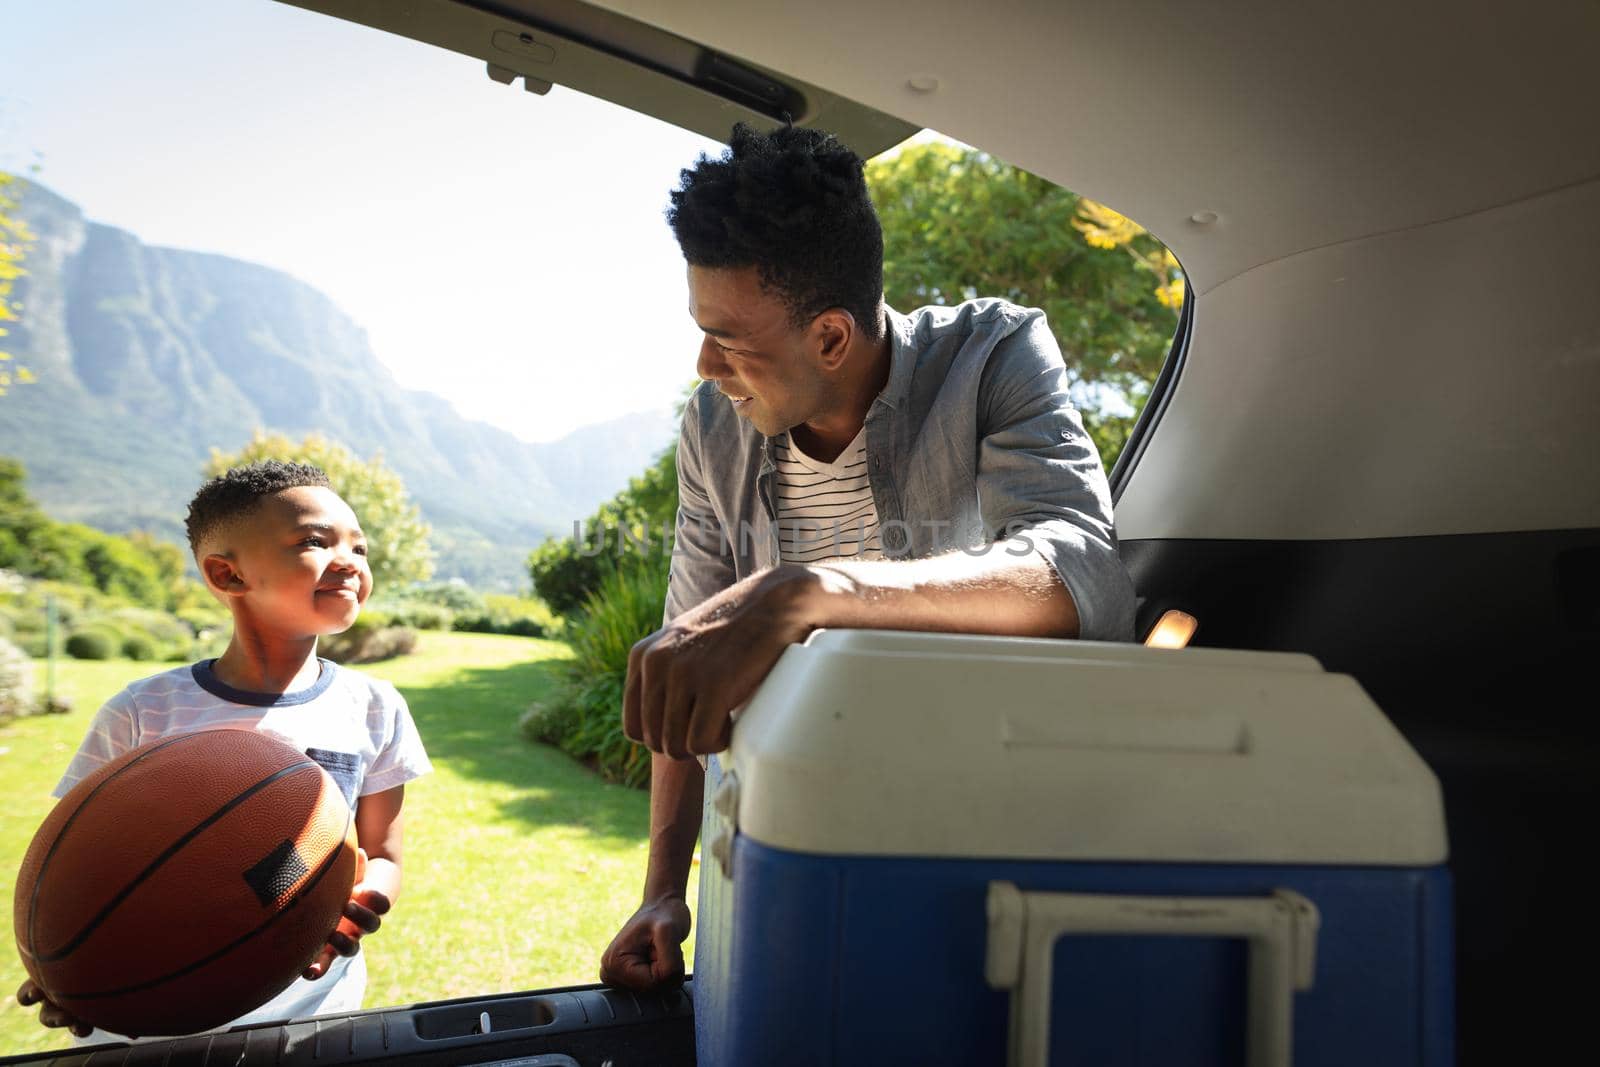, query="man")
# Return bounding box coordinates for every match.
[599,123,1136,991]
